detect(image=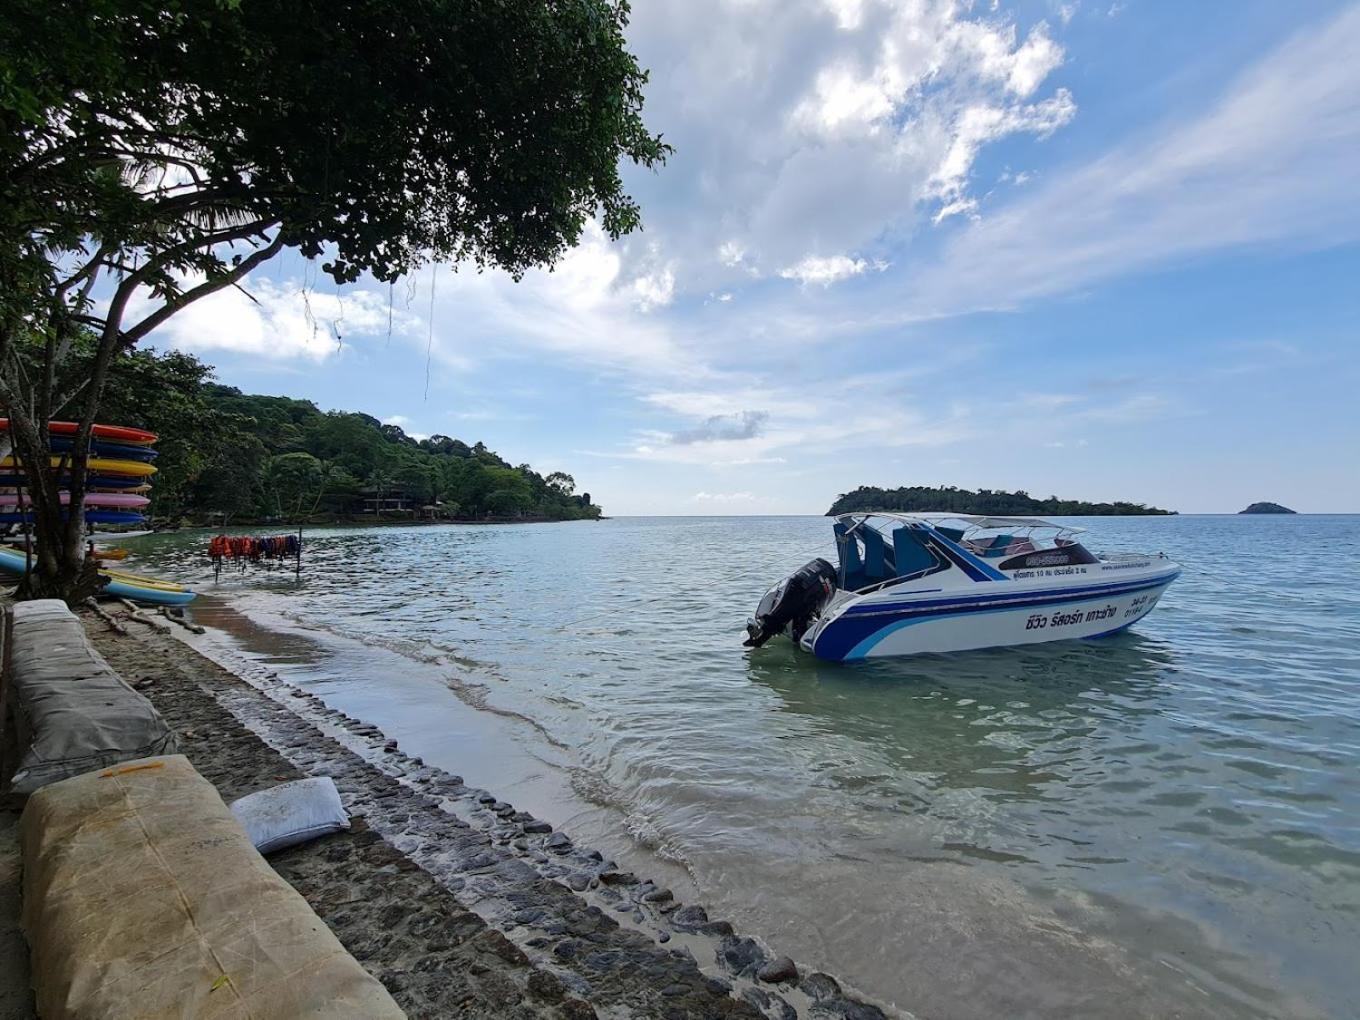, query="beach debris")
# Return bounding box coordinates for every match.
[158,606,205,634]
[99,761,165,779]
[83,597,128,635]
[118,599,171,630]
